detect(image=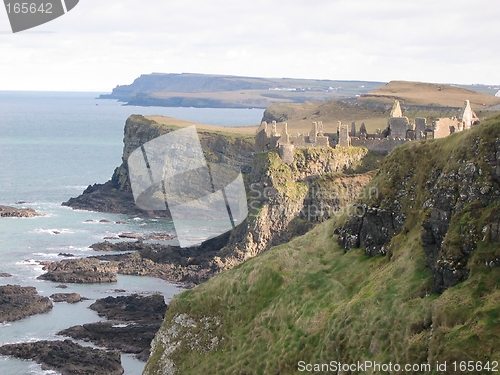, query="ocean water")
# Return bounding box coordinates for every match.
[0,91,263,375]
